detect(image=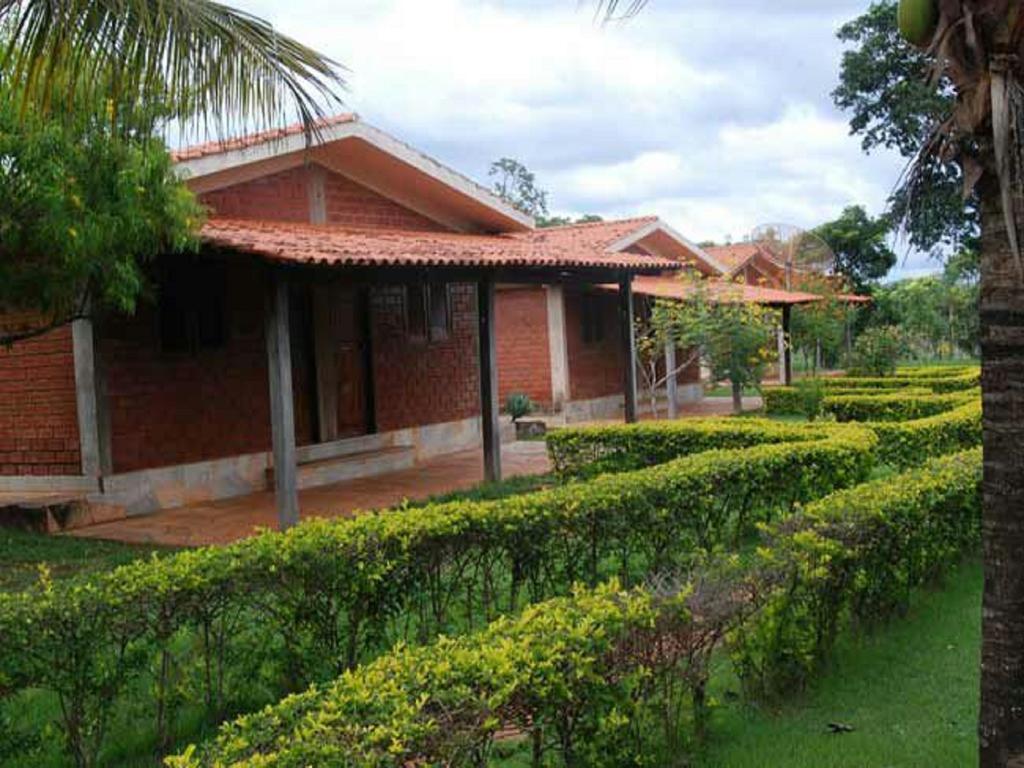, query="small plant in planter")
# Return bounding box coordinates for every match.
[505,392,536,423]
